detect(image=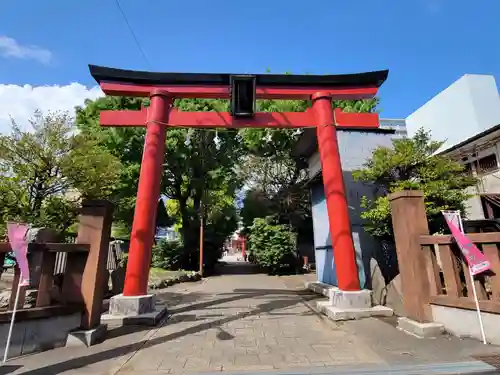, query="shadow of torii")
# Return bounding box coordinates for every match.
[13,287,320,375]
